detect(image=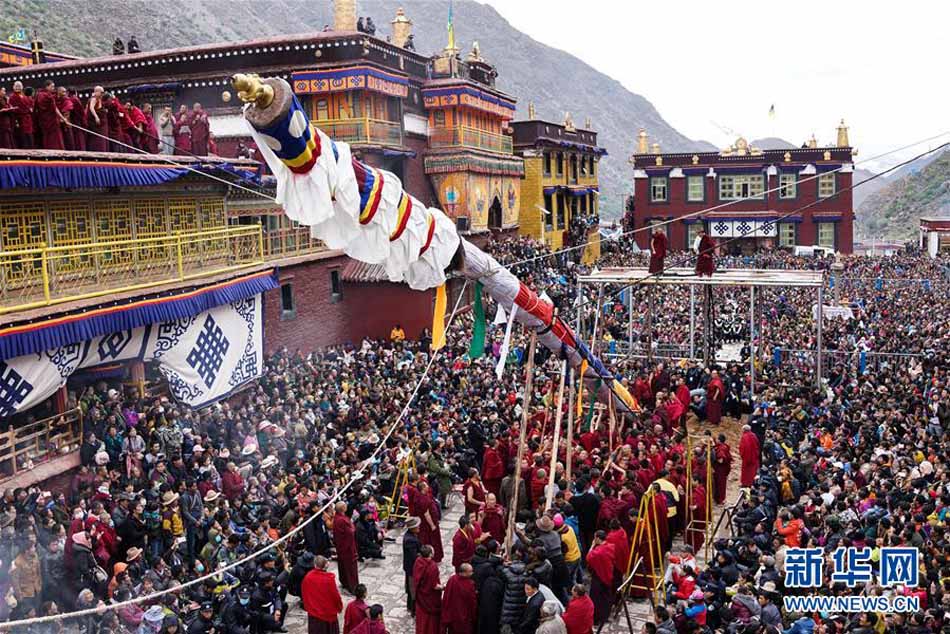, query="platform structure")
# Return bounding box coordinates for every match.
[576,267,827,392]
